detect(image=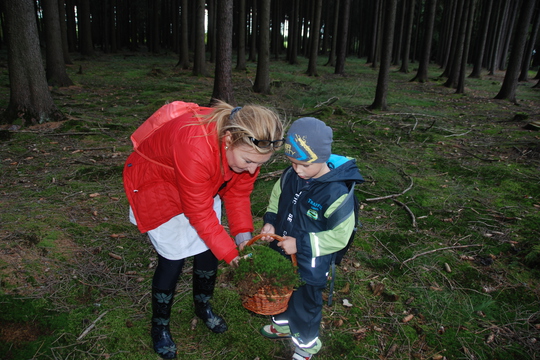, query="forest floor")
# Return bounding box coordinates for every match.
[0,53,539,360]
